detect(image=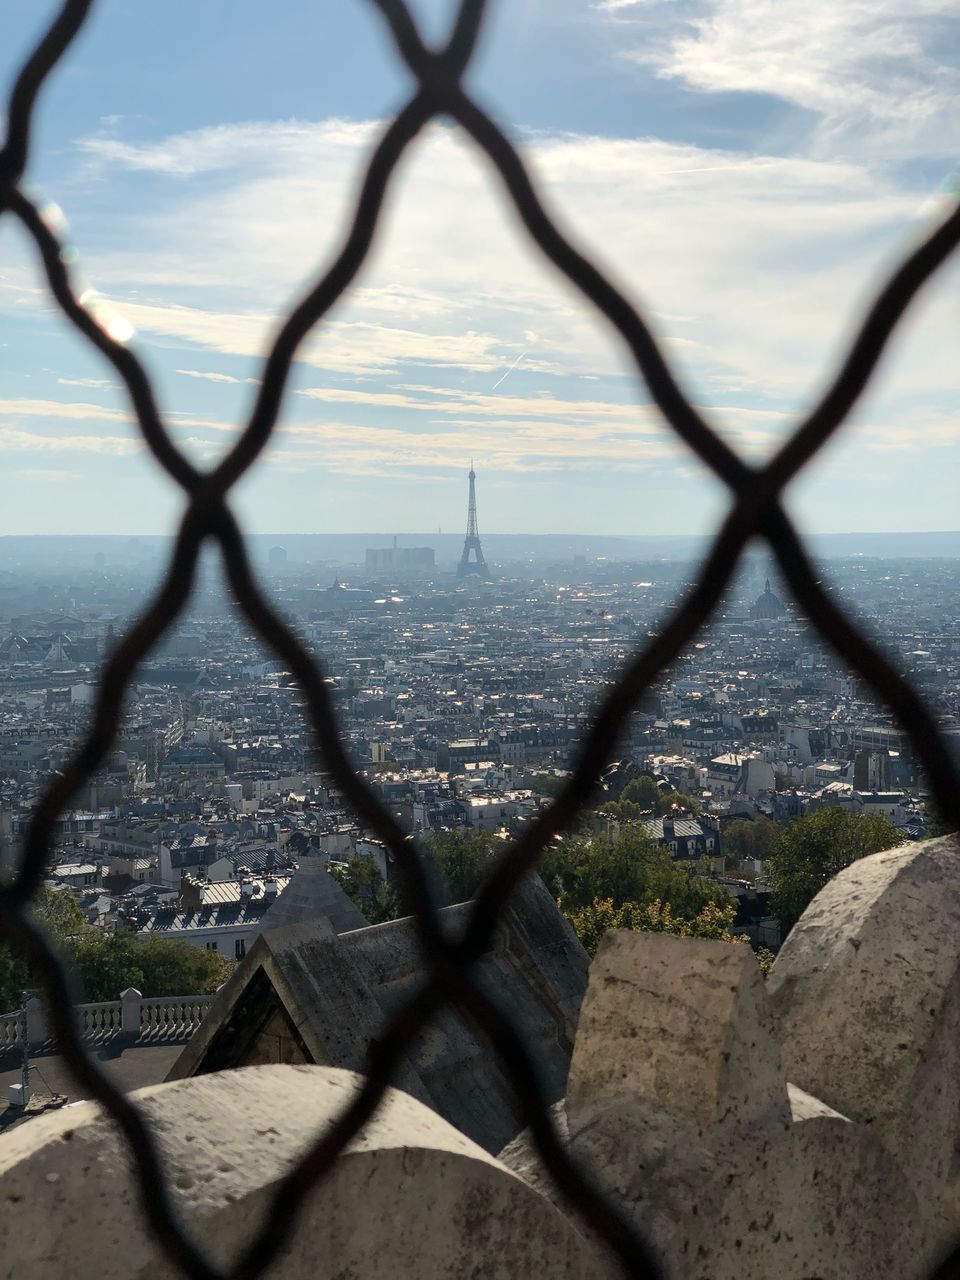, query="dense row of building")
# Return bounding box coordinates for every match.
[1,547,957,957]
